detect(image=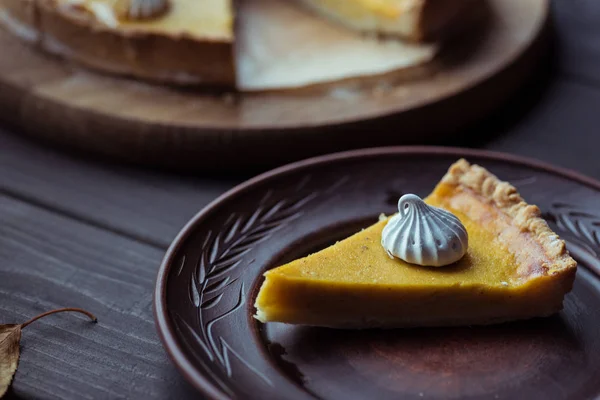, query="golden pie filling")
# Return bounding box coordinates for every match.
[254,160,577,329]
